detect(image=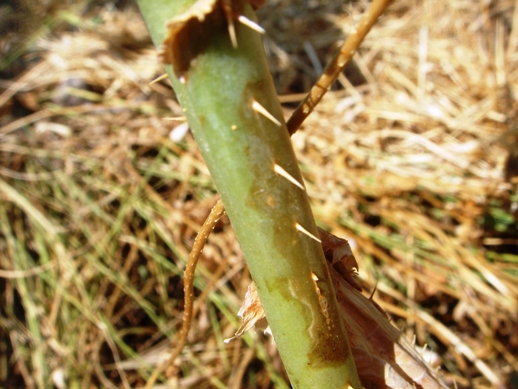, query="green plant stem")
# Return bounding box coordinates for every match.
[136,0,361,387]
